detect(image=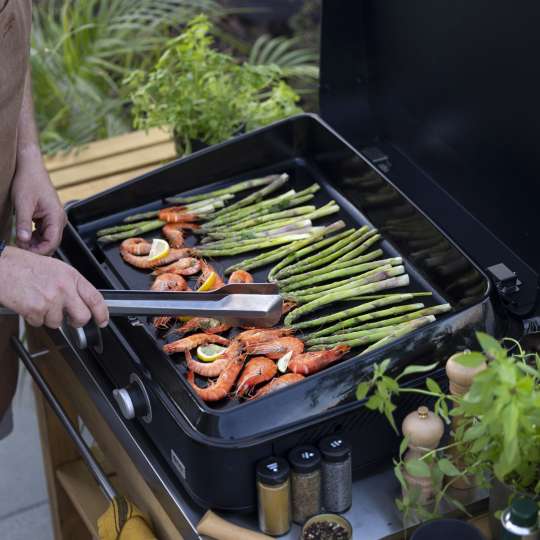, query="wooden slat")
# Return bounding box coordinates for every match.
[56,460,115,539]
[57,165,158,203]
[44,128,173,173]
[50,141,176,189]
